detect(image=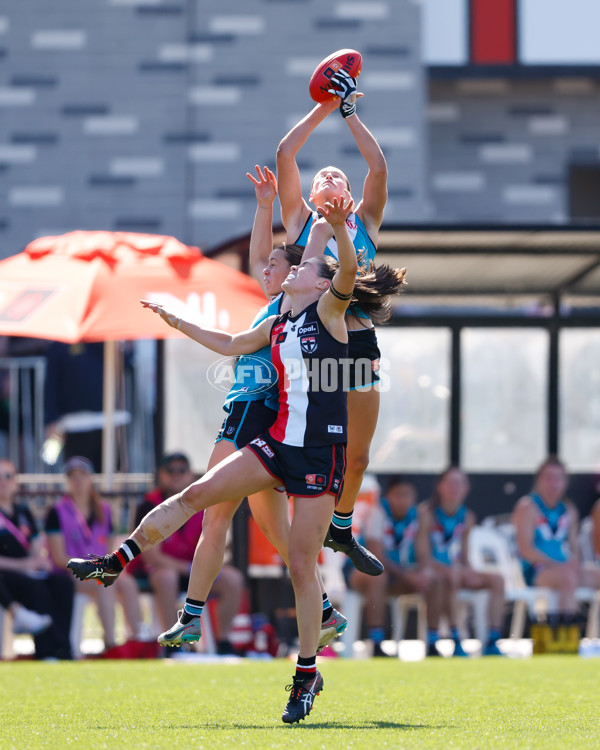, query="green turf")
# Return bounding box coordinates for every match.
[1,657,596,749]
